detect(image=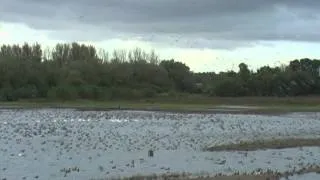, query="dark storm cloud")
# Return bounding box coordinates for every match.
[1,0,320,49]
